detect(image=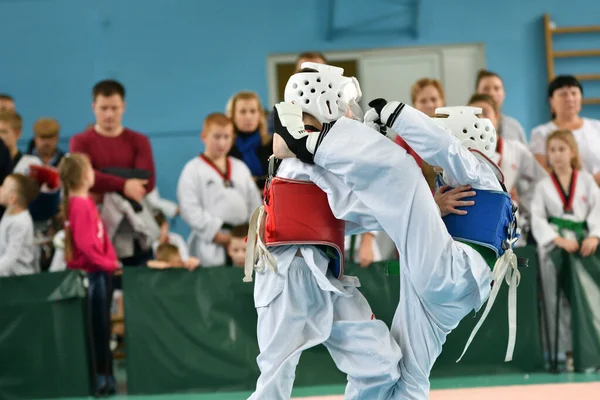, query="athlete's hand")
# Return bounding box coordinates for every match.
[272,102,309,160]
[434,185,476,217]
[367,98,405,127]
[363,108,385,134]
